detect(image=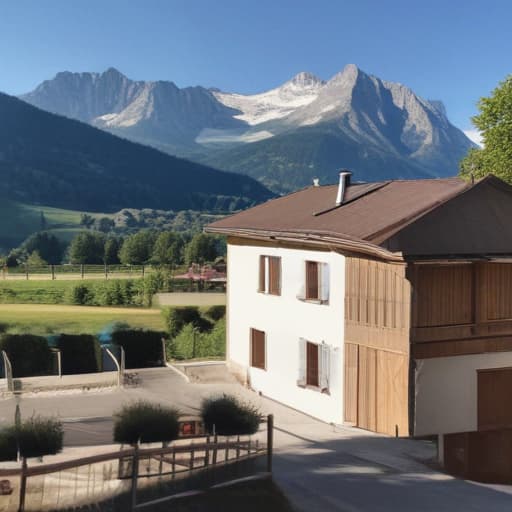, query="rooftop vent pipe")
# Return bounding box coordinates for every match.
[335,170,352,206]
